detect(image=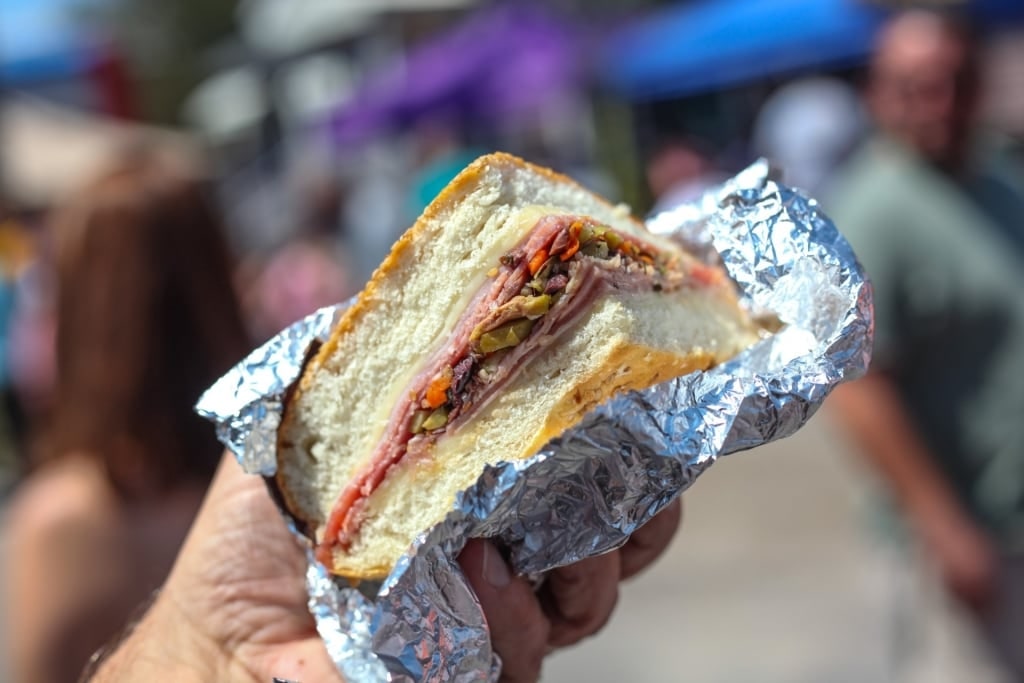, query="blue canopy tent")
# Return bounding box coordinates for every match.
[602,0,885,100]
[1,50,94,85]
[602,0,1024,101]
[1,0,97,84]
